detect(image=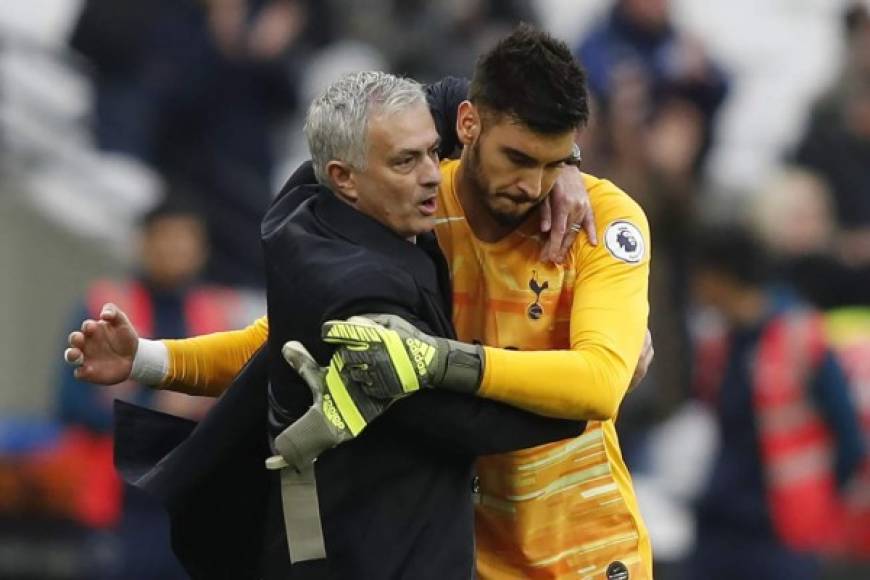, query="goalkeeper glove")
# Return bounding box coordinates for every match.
[267,341,396,471]
[321,314,485,398]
